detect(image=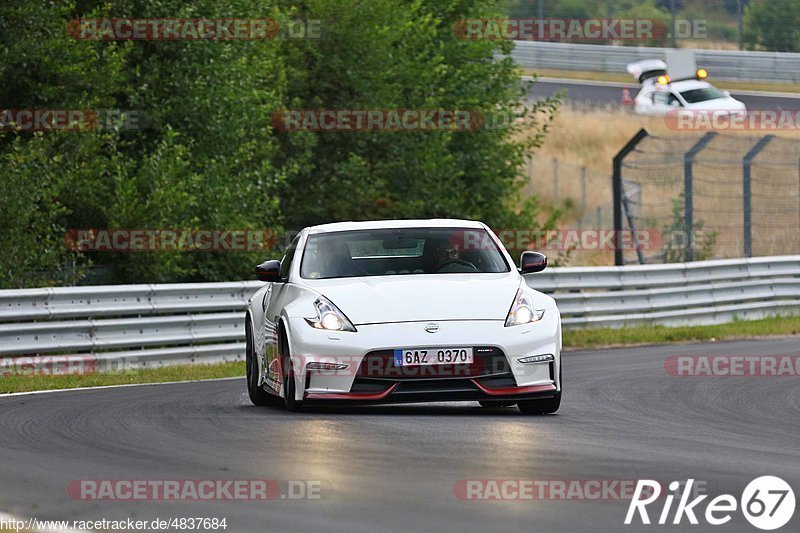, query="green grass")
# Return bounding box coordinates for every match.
[1,317,798,394]
[564,315,800,350]
[0,360,245,394]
